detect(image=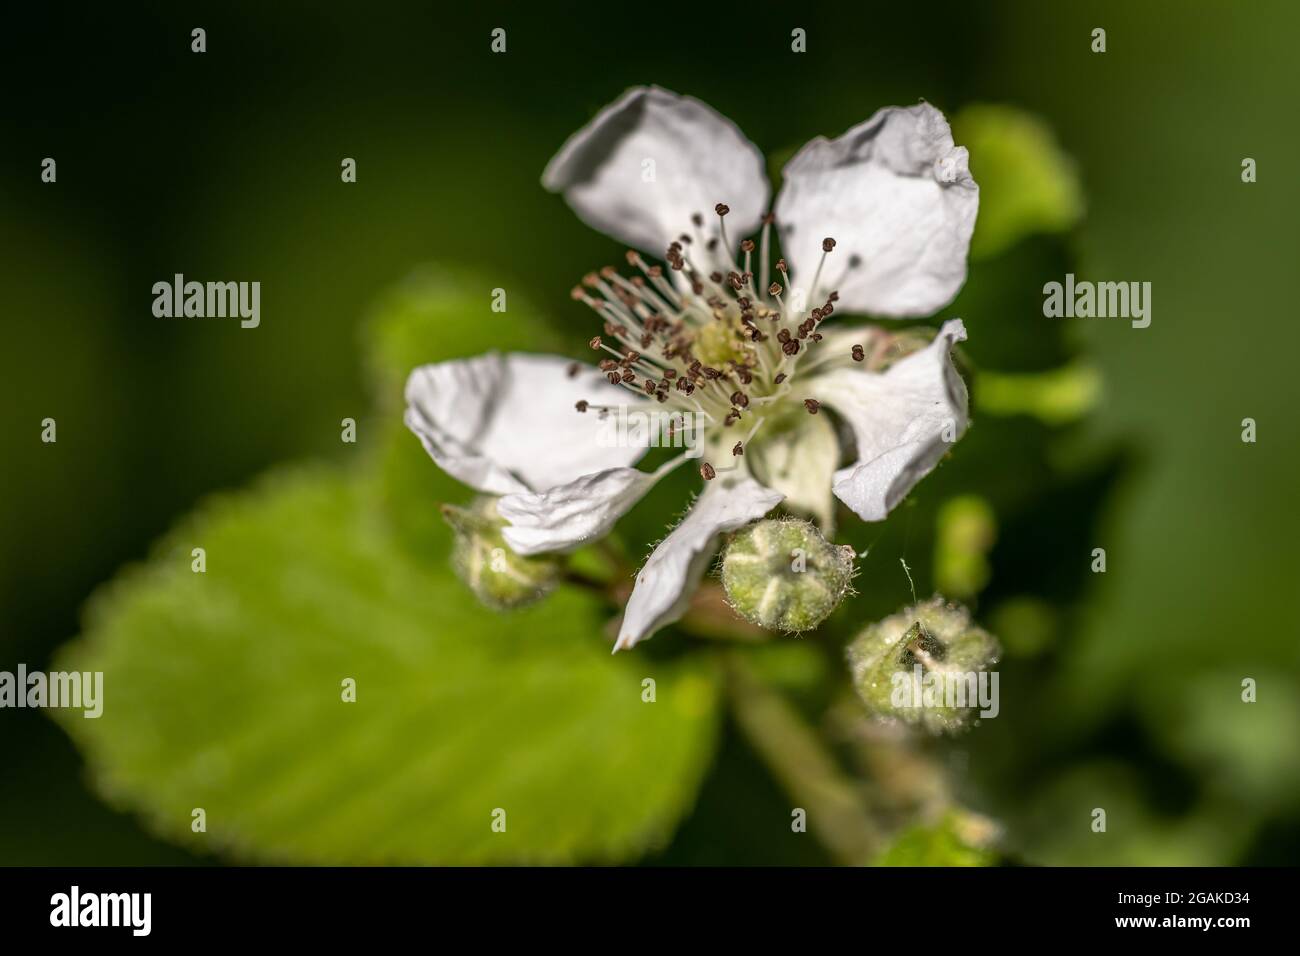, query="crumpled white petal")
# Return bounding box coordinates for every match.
[543,85,769,256]
[774,103,978,318]
[499,458,685,556]
[807,319,969,522]
[404,352,647,495]
[614,473,784,651]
